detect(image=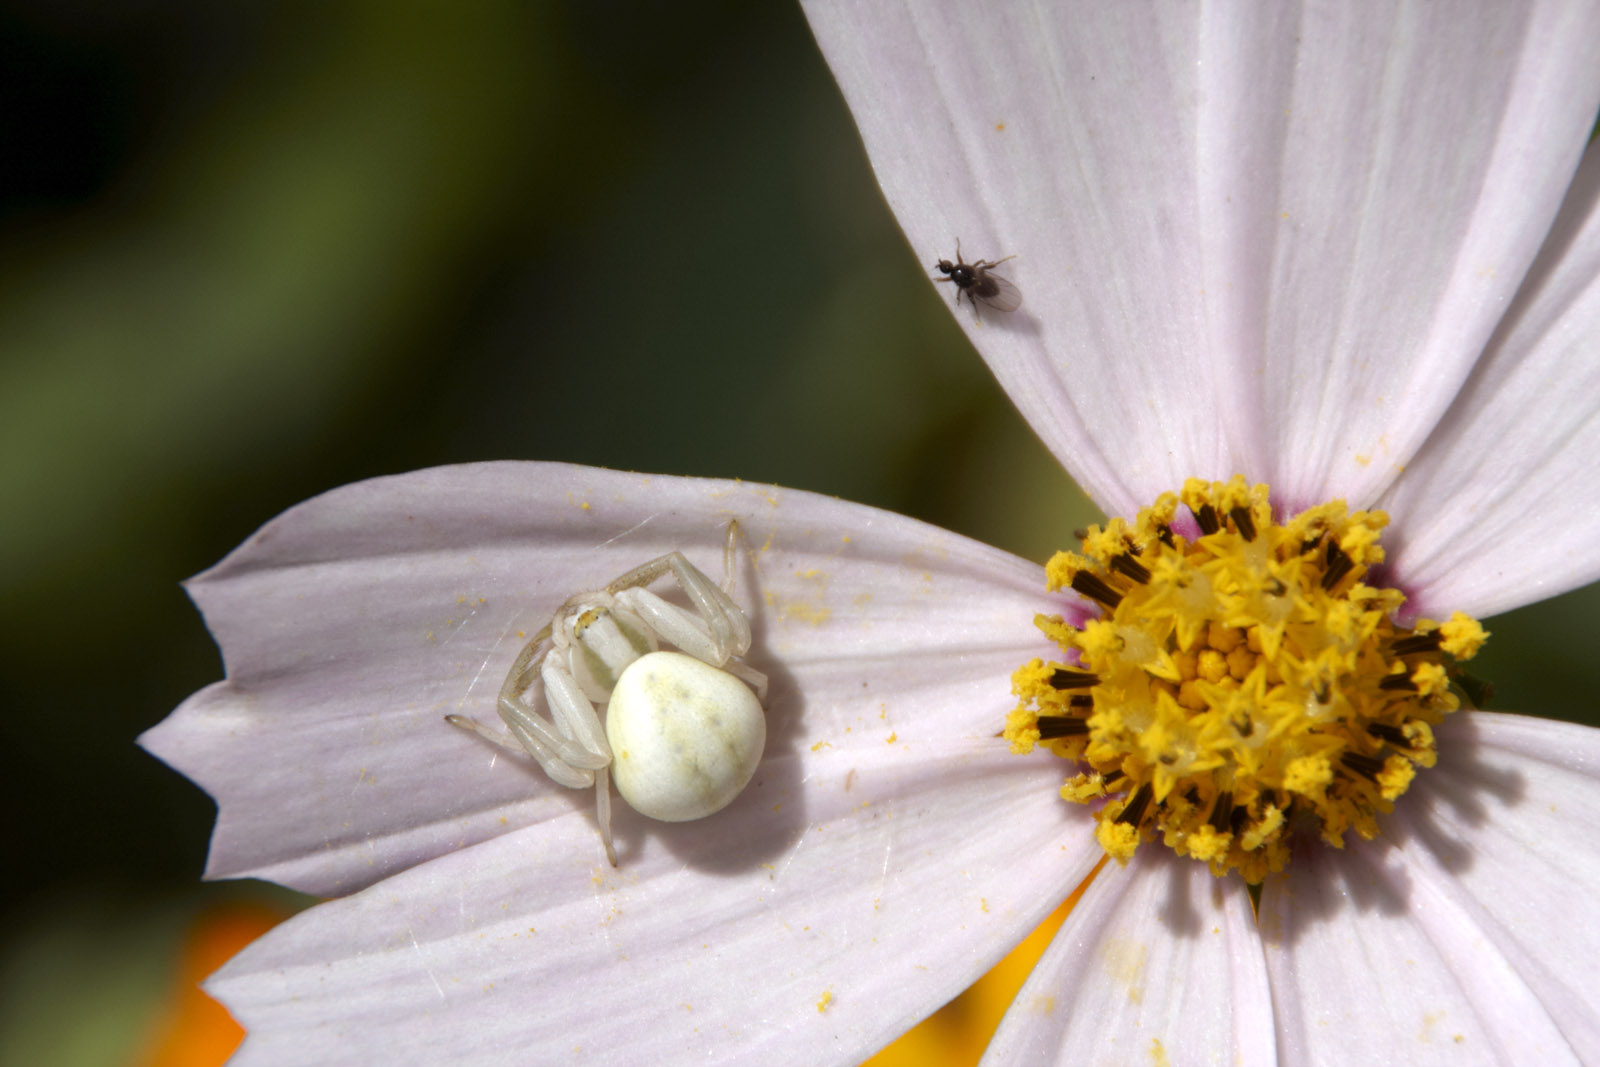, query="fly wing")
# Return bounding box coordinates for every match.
[974,271,1021,313]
